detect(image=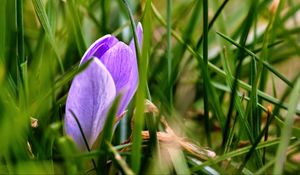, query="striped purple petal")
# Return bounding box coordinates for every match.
[80,35,119,65]
[65,58,116,150]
